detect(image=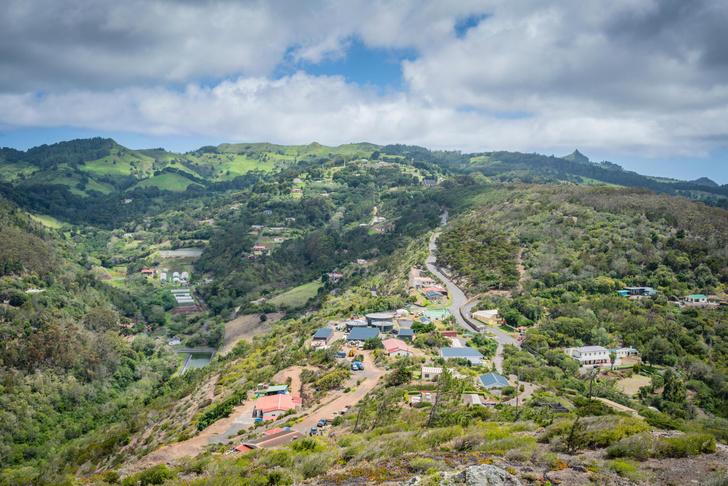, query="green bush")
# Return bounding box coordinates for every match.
[606,459,643,482]
[607,433,716,460]
[121,464,171,486]
[409,457,443,472]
